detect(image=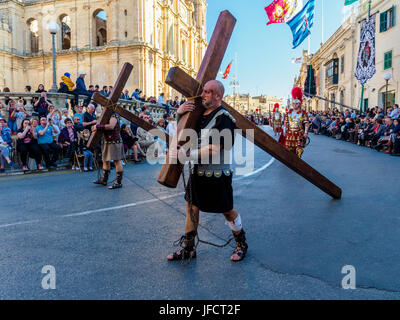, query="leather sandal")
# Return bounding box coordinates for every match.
[231,230,248,262]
